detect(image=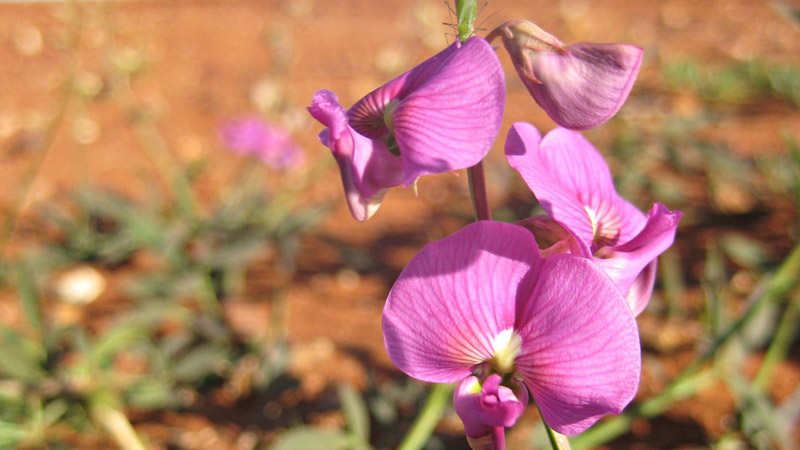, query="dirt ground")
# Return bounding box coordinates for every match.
[2,0,800,449]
